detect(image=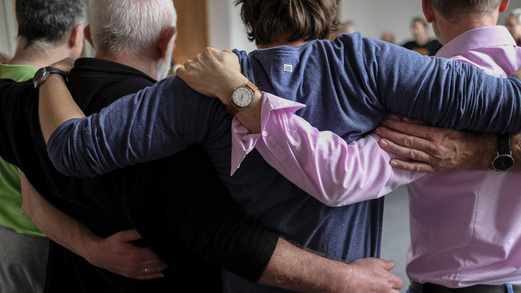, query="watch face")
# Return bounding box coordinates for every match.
[493,154,515,171]
[232,86,253,108]
[33,68,49,88]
